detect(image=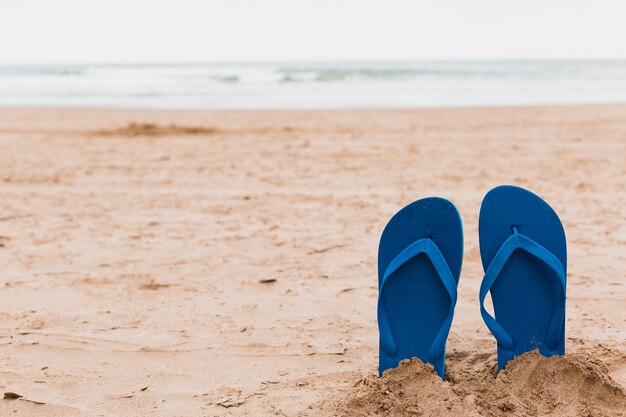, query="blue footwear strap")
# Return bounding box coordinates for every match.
[378,238,458,362]
[479,228,566,351]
